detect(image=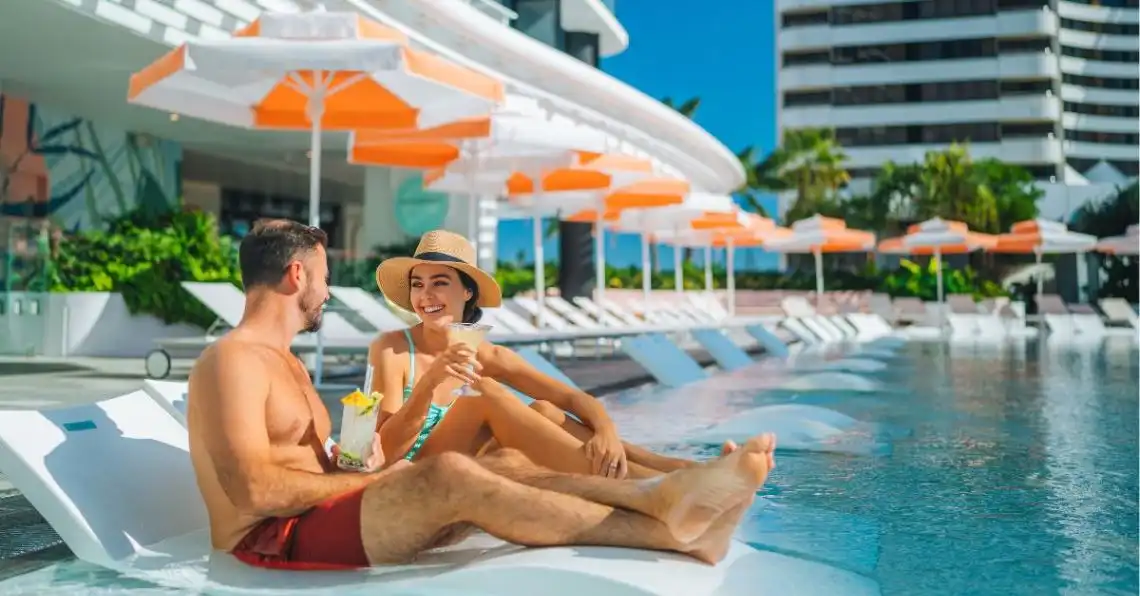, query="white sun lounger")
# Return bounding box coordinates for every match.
[0,390,877,595]
[573,296,644,327]
[328,286,413,333]
[1099,298,1140,338]
[945,295,1008,342]
[143,282,375,378]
